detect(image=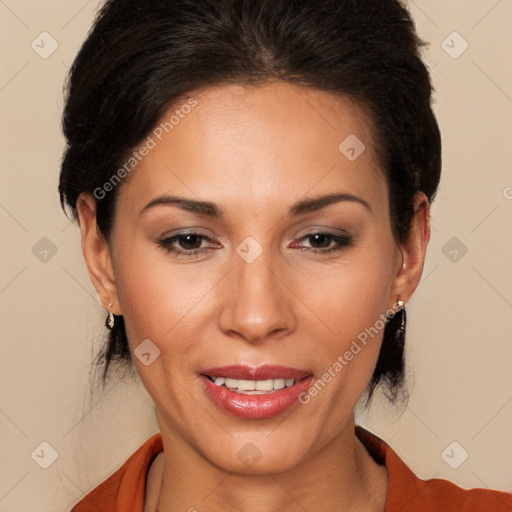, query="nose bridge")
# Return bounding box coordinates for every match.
[218,241,296,343]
